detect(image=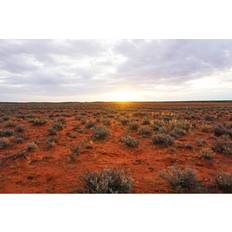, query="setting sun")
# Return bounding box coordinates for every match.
[110,90,138,102]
